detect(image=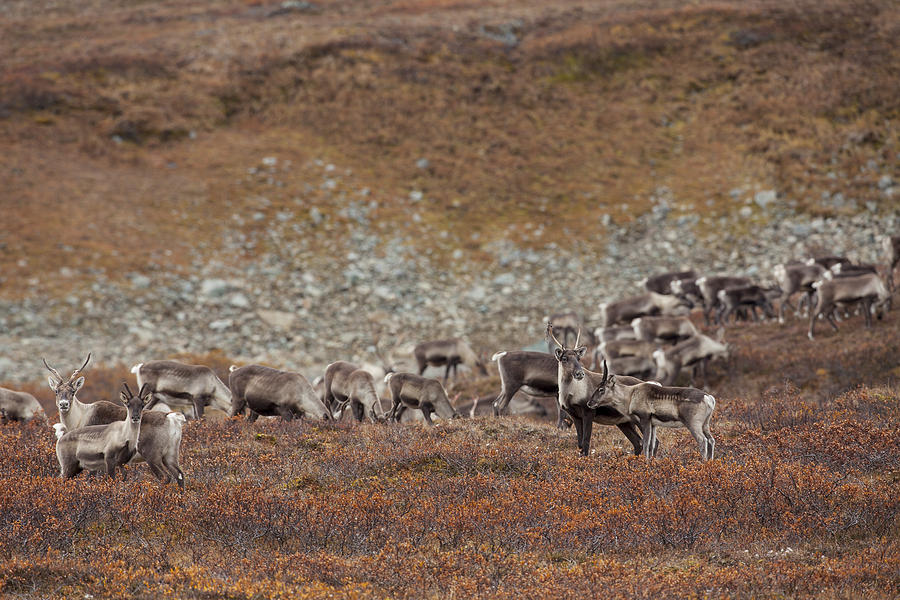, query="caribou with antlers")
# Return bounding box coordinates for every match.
[547,324,647,457]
